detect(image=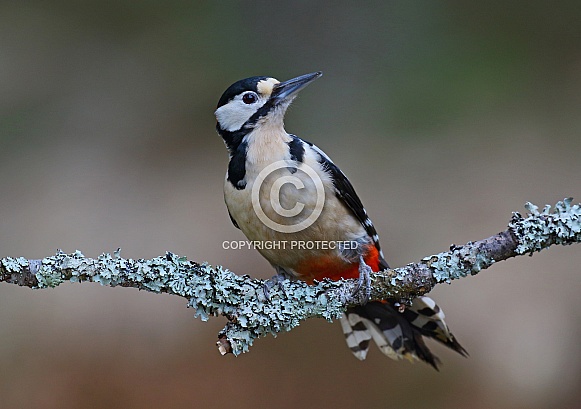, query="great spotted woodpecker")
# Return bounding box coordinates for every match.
[215,72,466,369]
